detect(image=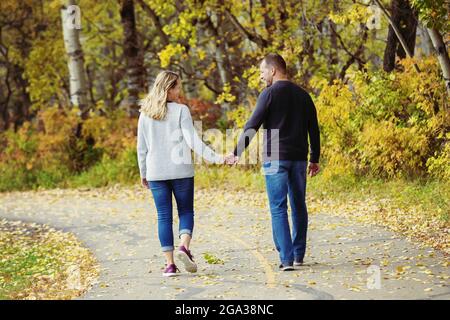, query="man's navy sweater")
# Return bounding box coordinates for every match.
[233,80,320,163]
